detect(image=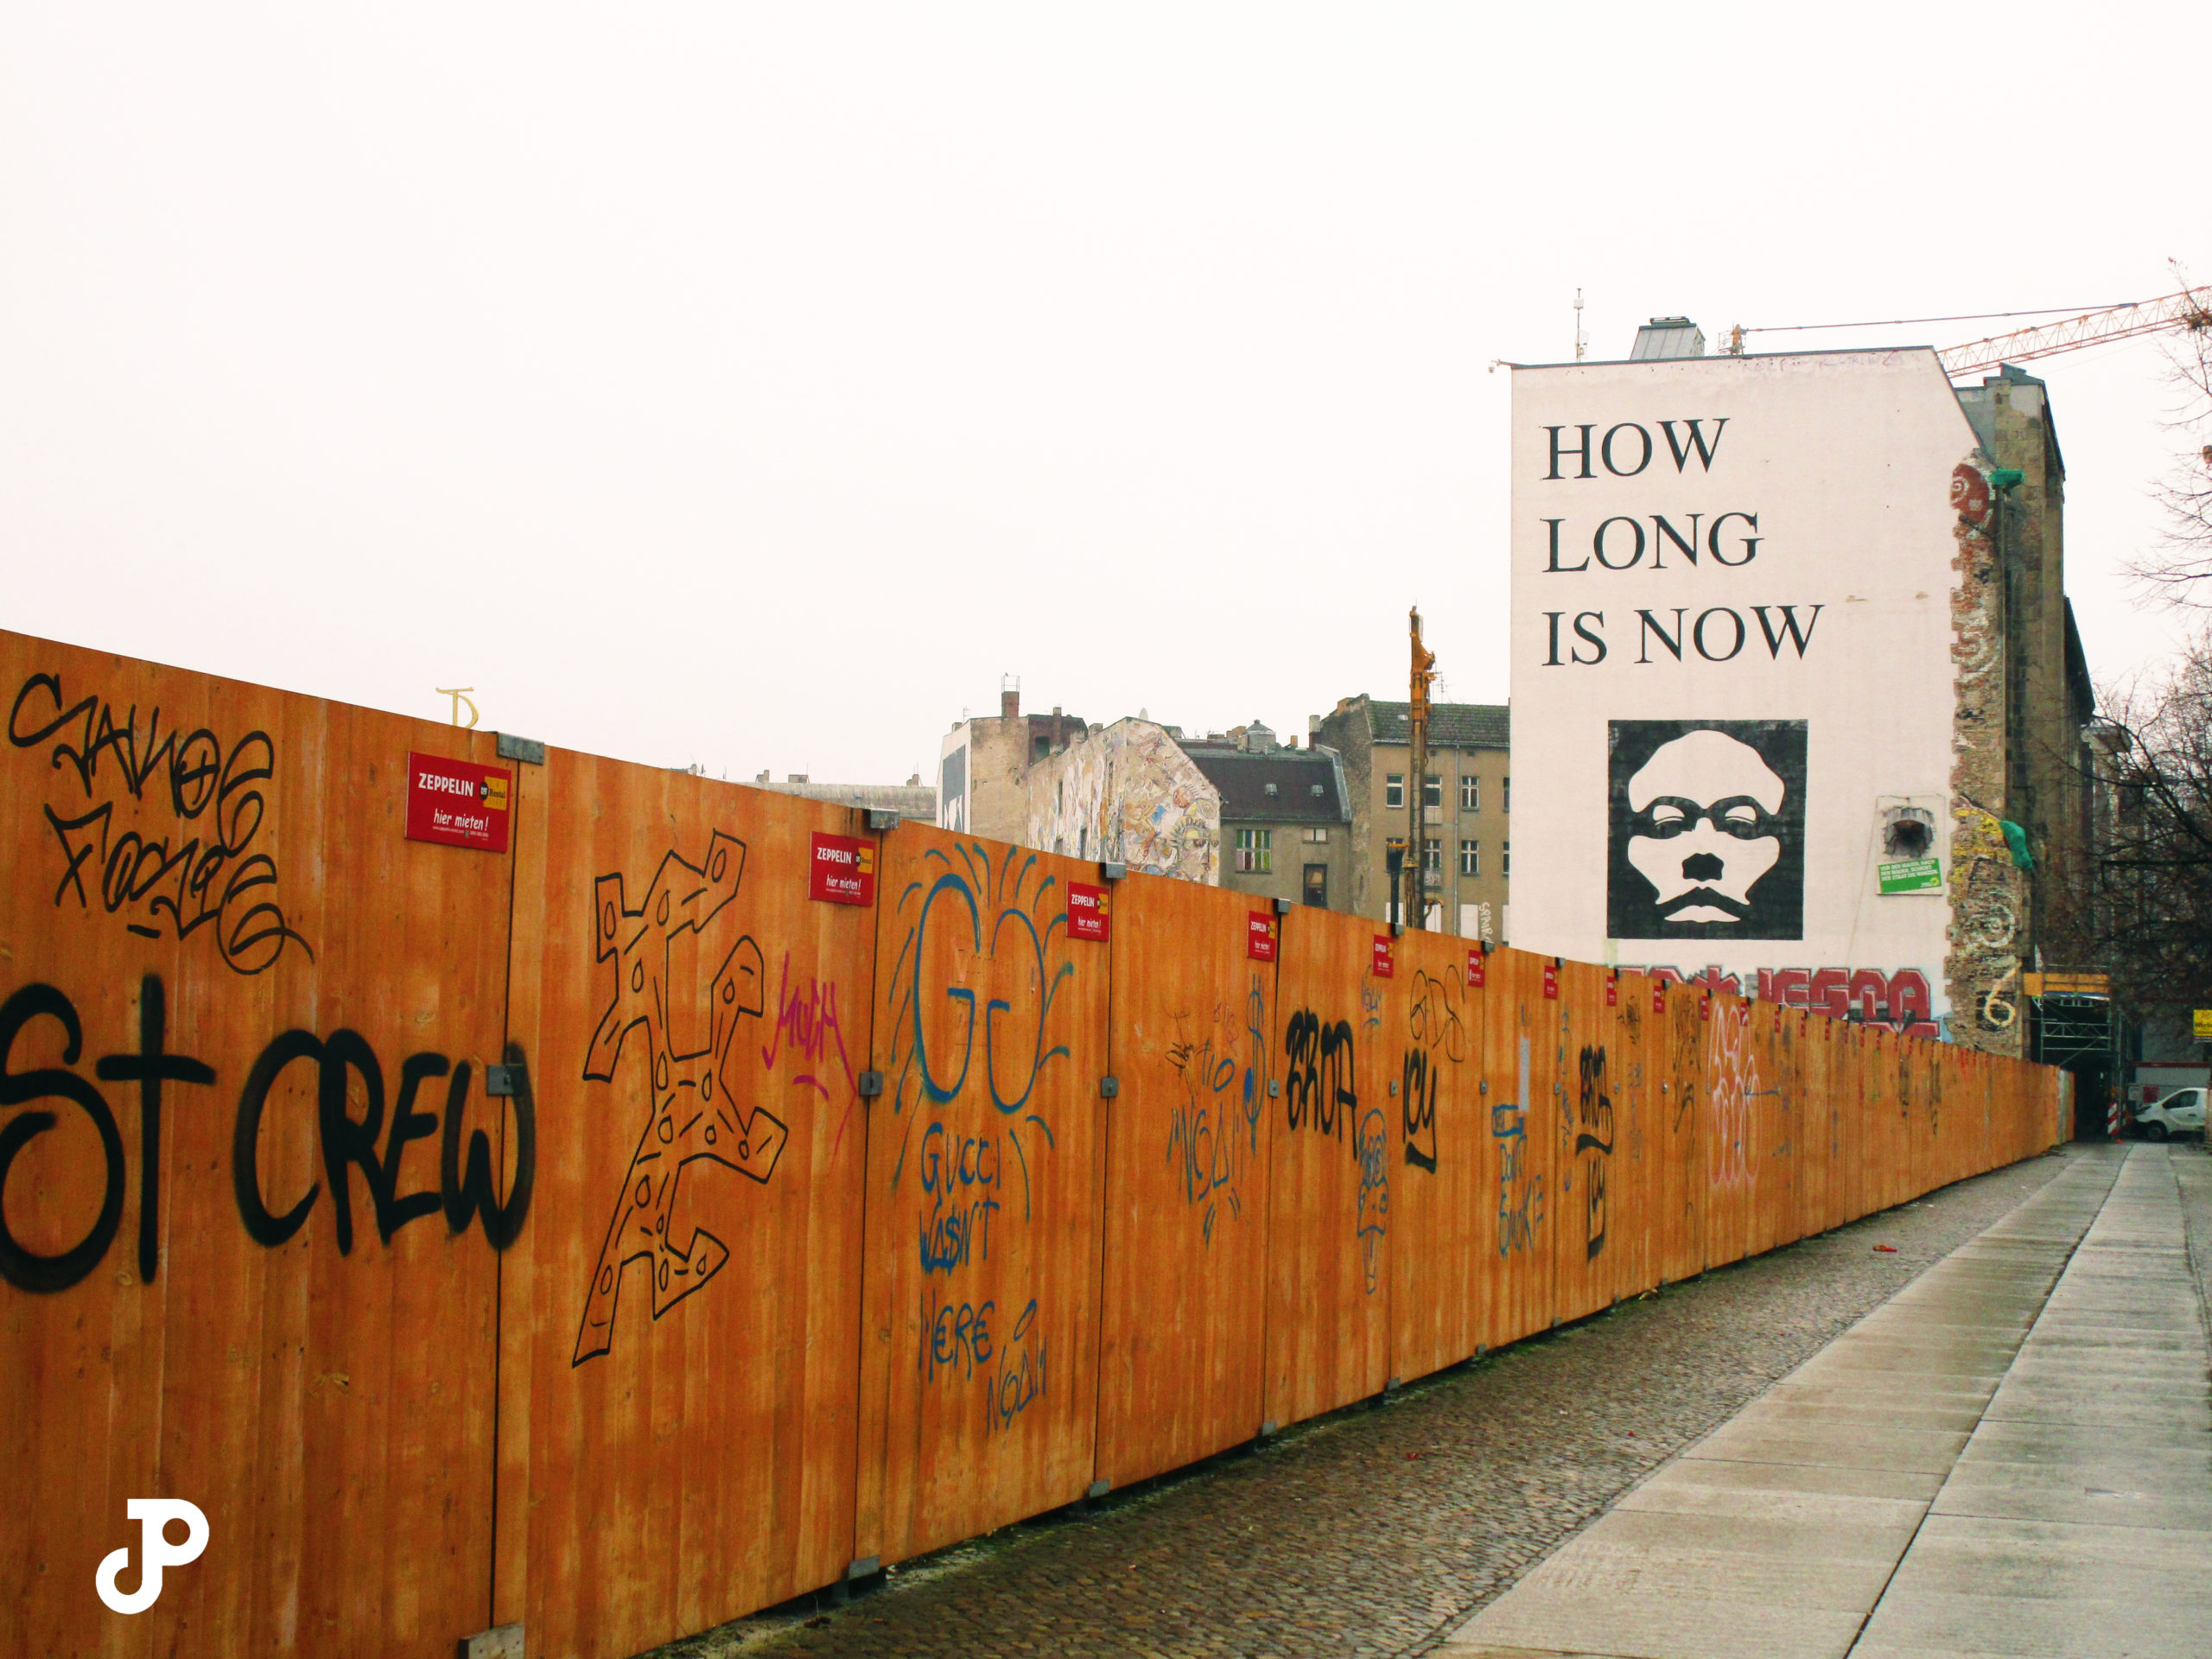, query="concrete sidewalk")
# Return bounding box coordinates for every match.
[1438,1144,2212,1659]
